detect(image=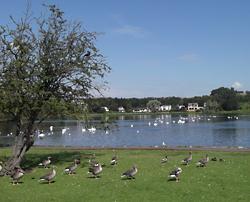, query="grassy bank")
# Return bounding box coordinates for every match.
[0,147,250,202]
